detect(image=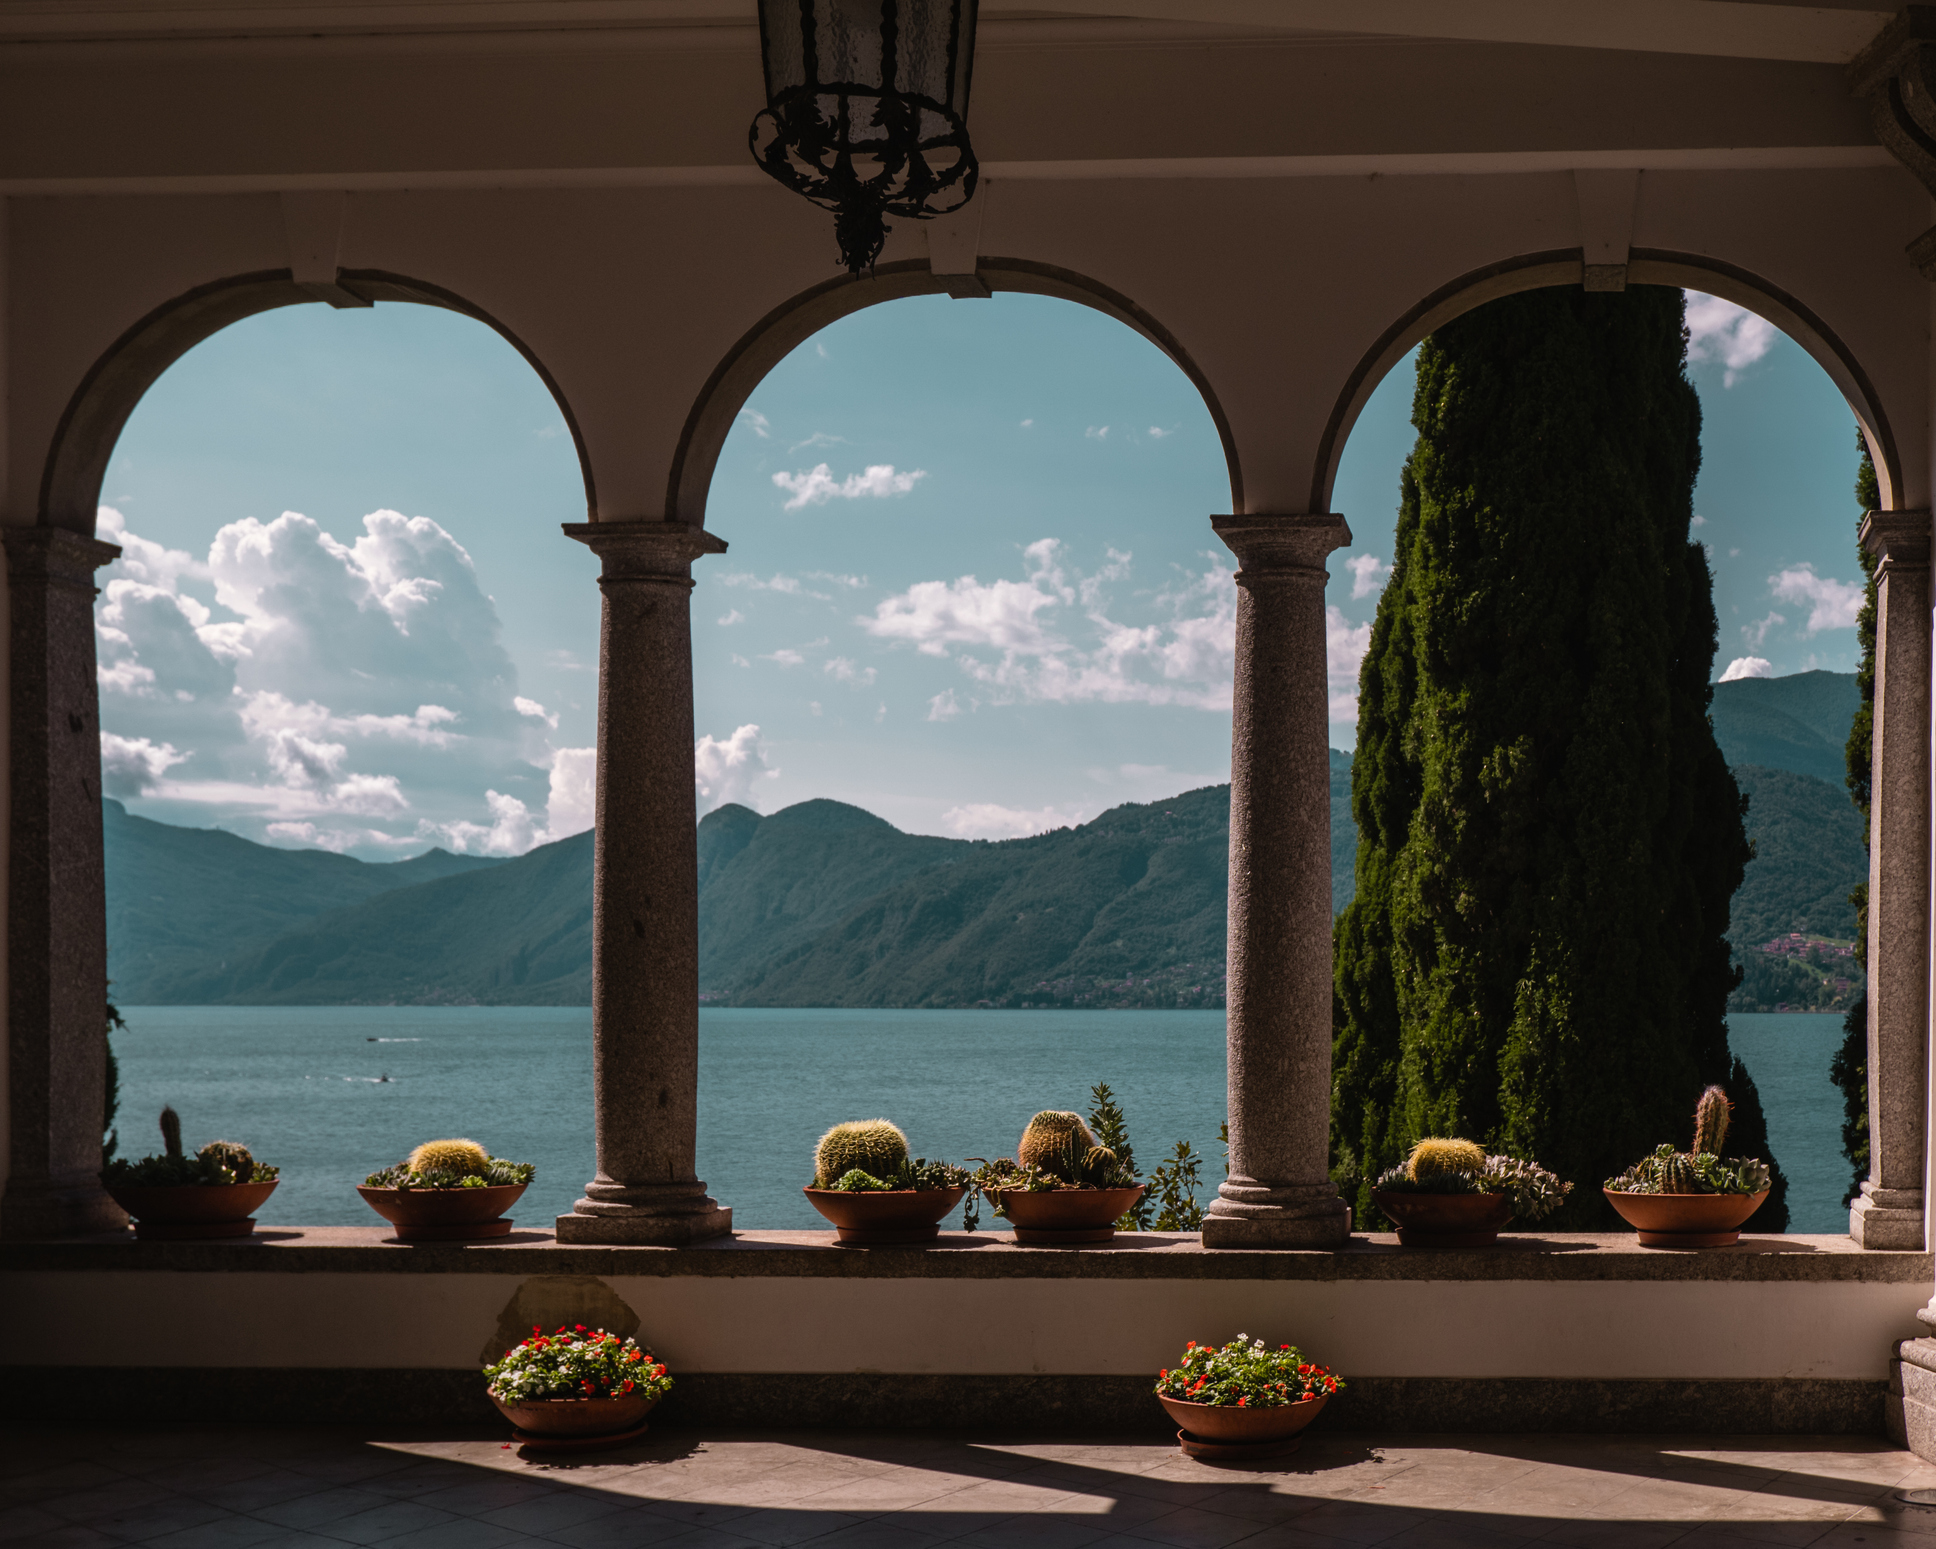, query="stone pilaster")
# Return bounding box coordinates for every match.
[1849,9,1936,279]
[0,527,126,1240]
[1851,509,1931,1250]
[1201,513,1353,1250]
[555,520,733,1246]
